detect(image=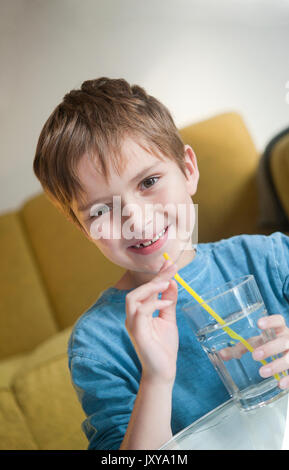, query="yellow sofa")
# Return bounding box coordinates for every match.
[1,112,288,450]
